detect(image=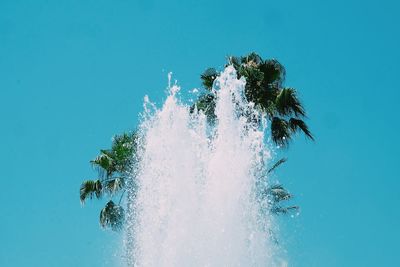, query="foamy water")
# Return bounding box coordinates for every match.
[124,66,283,266]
